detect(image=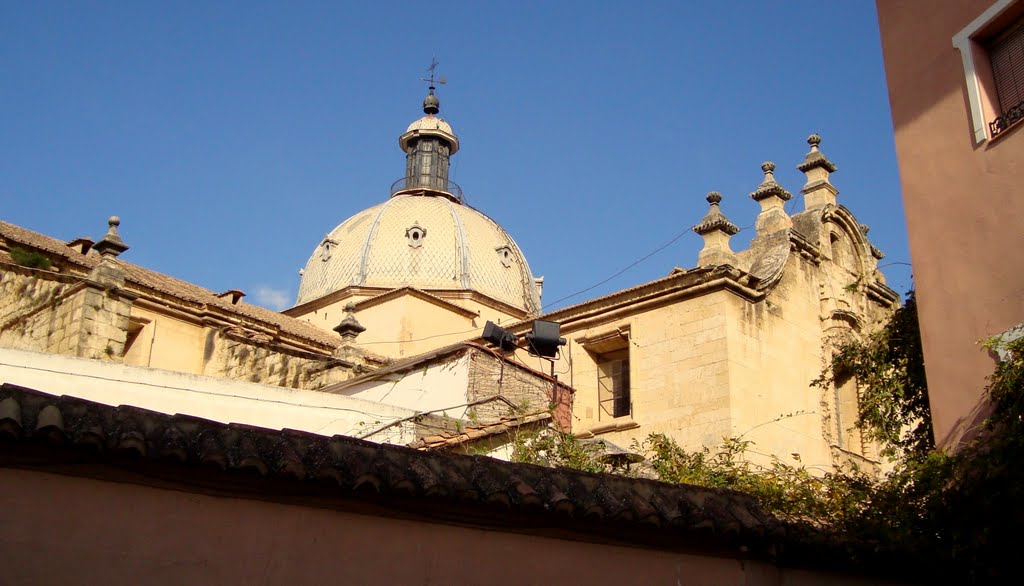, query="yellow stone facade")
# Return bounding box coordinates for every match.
[0,220,376,393]
[0,90,899,474]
